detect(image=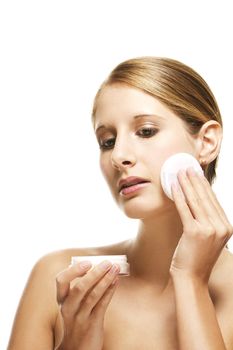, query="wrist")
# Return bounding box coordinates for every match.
[170,269,208,289]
